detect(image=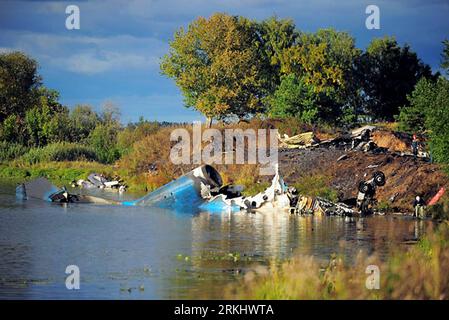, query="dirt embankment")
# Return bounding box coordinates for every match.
[278,135,448,213]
